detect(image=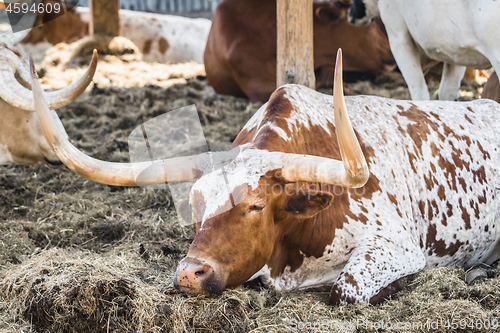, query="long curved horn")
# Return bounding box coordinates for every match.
[280,49,369,188]
[0,50,98,111]
[29,54,233,186]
